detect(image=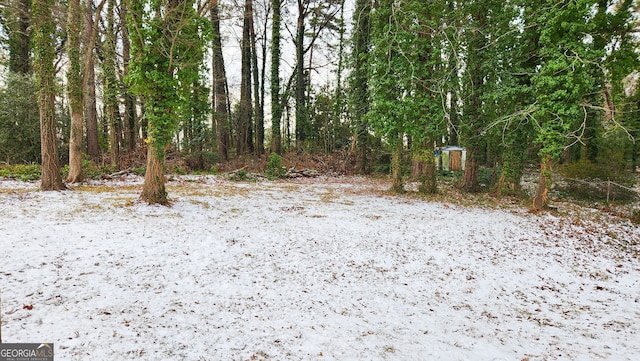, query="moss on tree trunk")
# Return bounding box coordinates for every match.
[33,0,65,191]
[413,148,437,194]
